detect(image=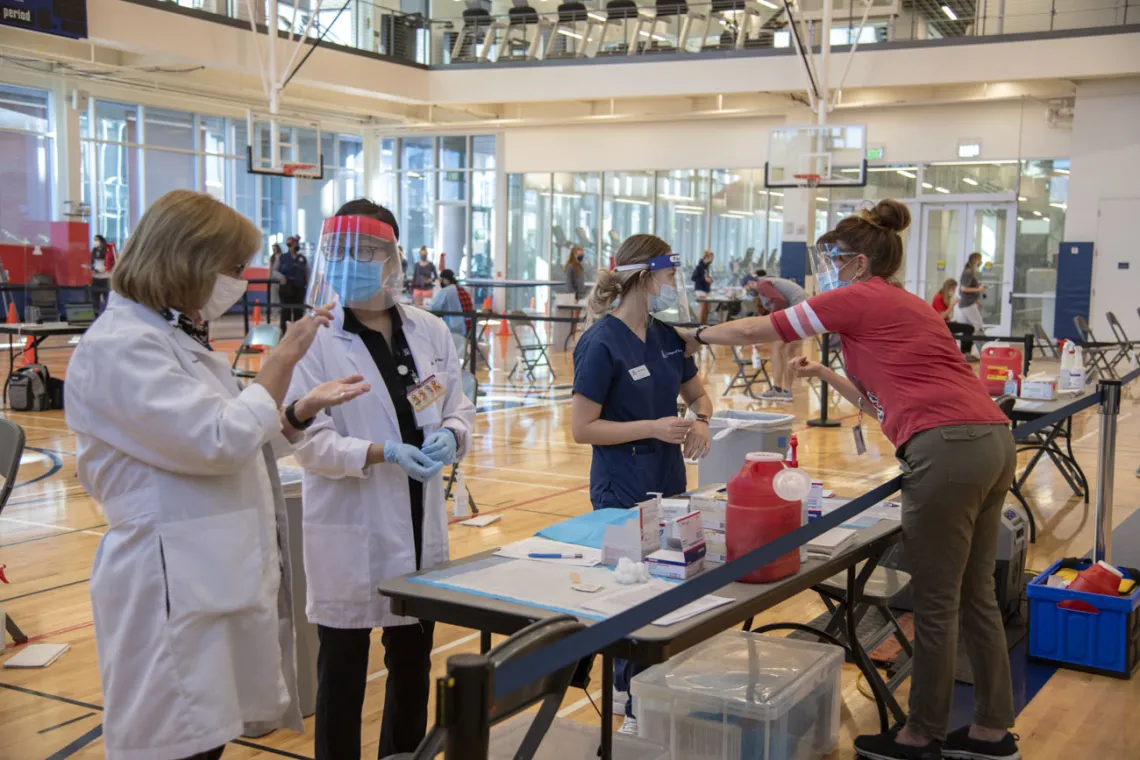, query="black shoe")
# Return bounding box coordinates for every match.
[855,725,942,760]
[942,726,1020,759]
